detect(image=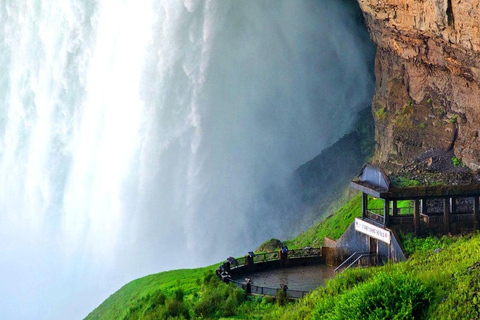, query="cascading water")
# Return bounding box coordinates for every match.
[0,0,374,319]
